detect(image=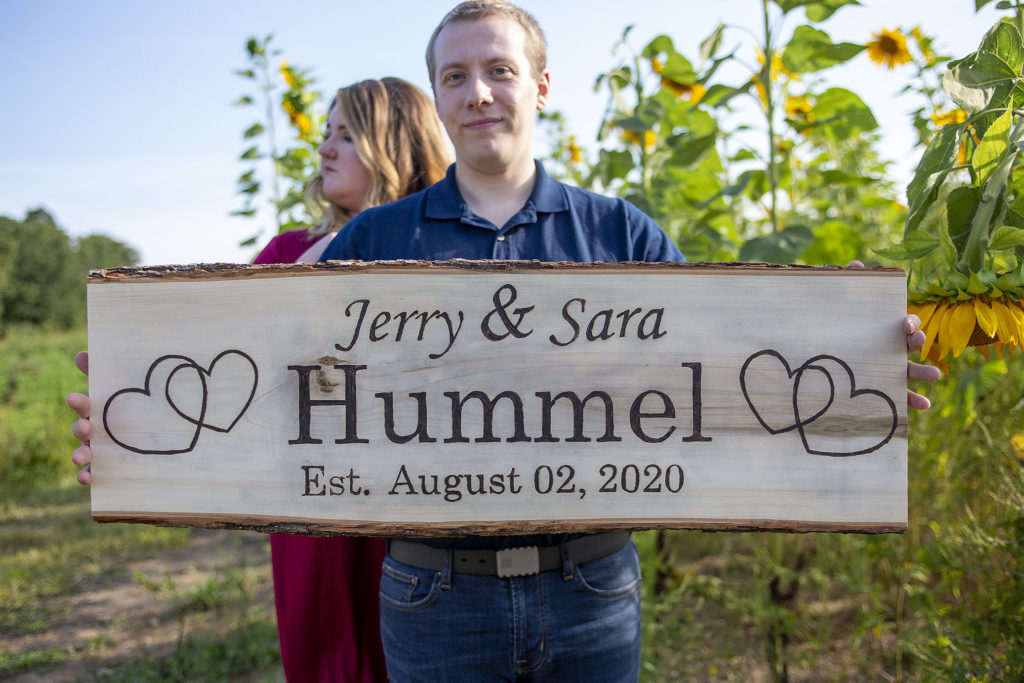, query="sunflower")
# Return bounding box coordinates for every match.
[784,95,815,121]
[750,48,798,110]
[867,28,912,70]
[662,79,706,103]
[620,129,657,151]
[909,26,937,66]
[652,58,705,104]
[910,297,1024,371]
[281,99,312,137]
[1012,432,1024,457]
[567,135,582,165]
[279,60,298,88]
[931,109,967,128]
